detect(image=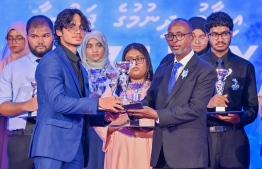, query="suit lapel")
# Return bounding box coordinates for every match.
[80,63,90,97]
[55,45,82,96]
[165,54,199,106]
[157,62,173,108]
